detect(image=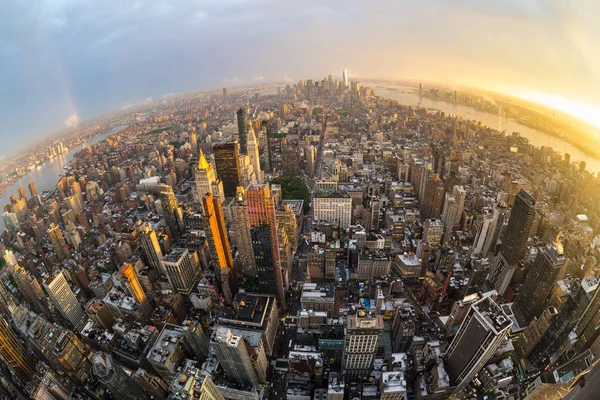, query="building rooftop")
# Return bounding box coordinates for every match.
[147,324,185,365]
[473,296,512,334]
[219,292,275,330]
[381,371,407,393]
[163,247,188,264]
